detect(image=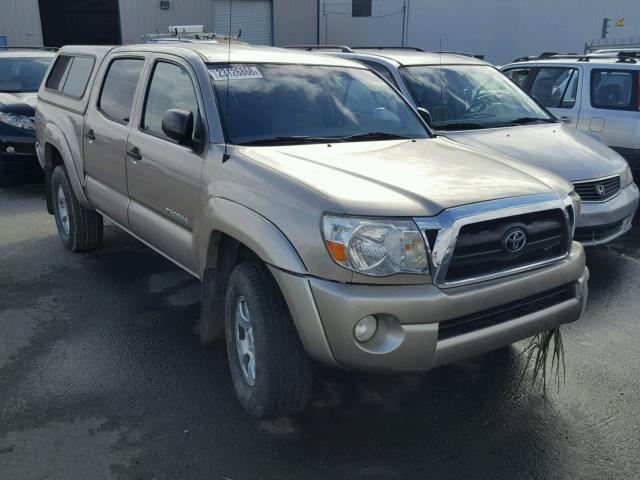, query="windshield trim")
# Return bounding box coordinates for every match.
[207,62,433,146]
[397,64,556,131]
